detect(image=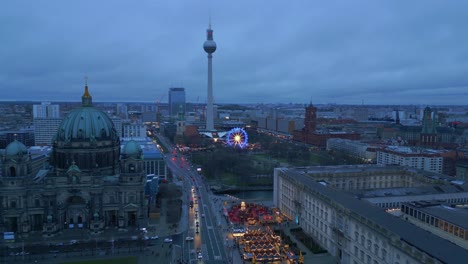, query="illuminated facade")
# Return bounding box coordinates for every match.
[274,166,468,263]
